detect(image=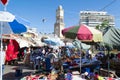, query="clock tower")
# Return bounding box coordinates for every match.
[54,5,65,38]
